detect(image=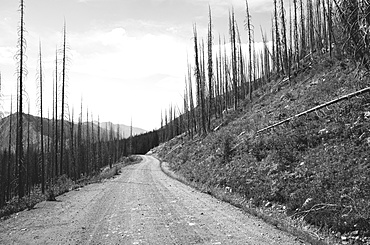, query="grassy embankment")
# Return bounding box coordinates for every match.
[155,55,370,244]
